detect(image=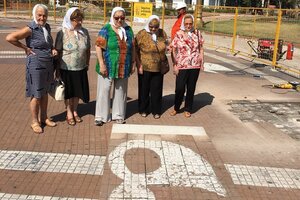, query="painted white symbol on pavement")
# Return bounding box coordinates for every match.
[108,140,227,199]
[0,150,106,175]
[0,193,97,200]
[225,164,300,189]
[204,63,233,73]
